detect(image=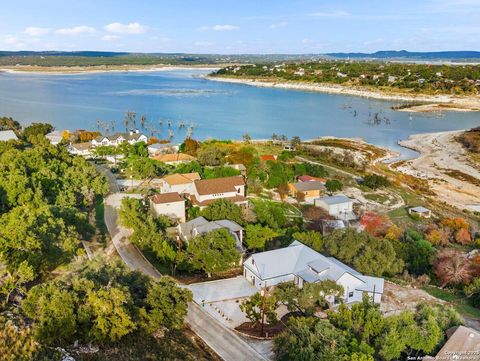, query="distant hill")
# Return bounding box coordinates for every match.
[0,51,131,57]
[325,50,480,60]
